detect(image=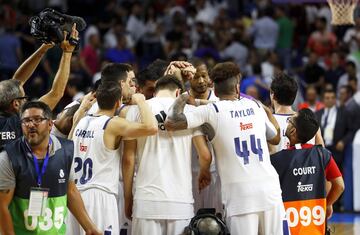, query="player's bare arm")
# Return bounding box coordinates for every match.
[39,23,79,110]
[67,181,102,235]
[165,94,190,131]
[192,135,212,191]
[68,92,97,139]
[122,139,137,220]
[12,43,54,86]
[0,188,15,235]
[326,176,345,219]
[262,104,281,145]
[107,94,158,139]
